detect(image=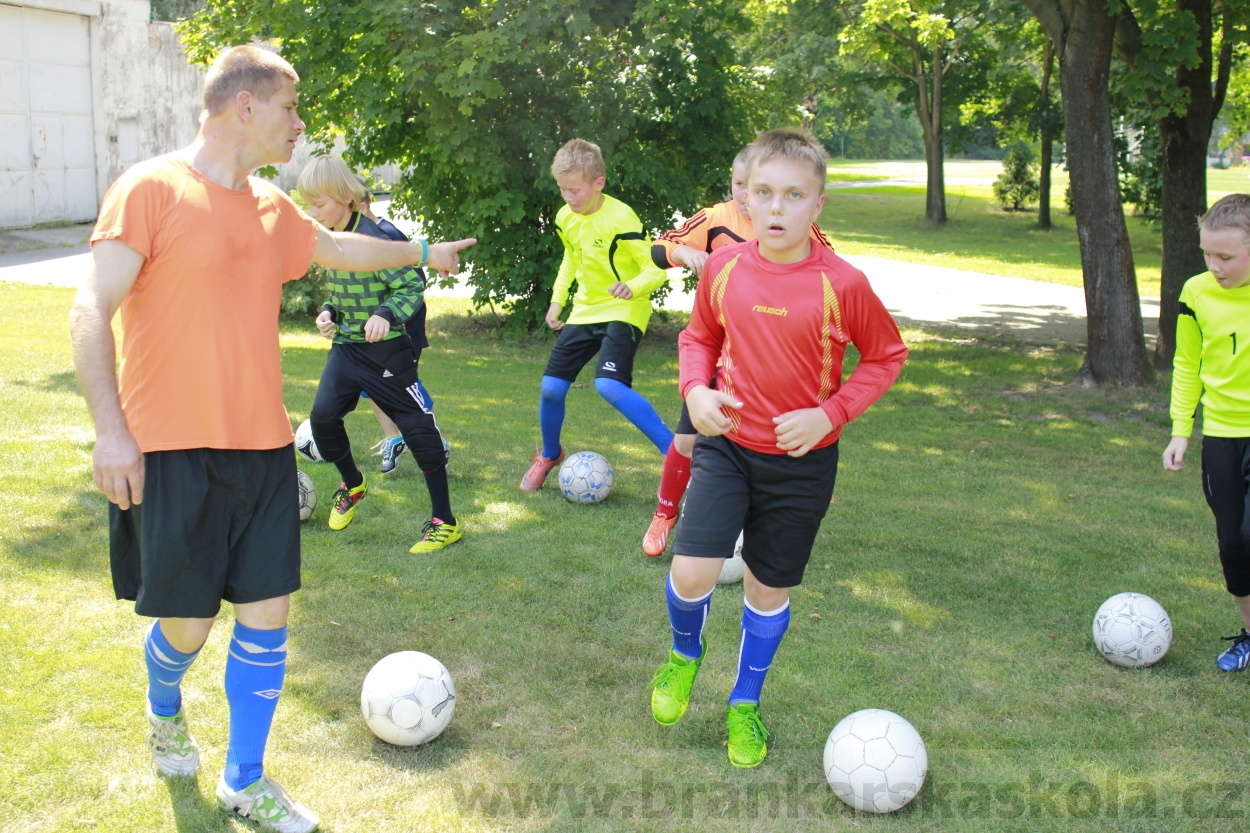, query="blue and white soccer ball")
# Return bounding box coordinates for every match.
[558,451,614,503]
[824,708,928,813]
[1092,592,1172,668]
[295,419,324,463]
[361,651,456,746]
